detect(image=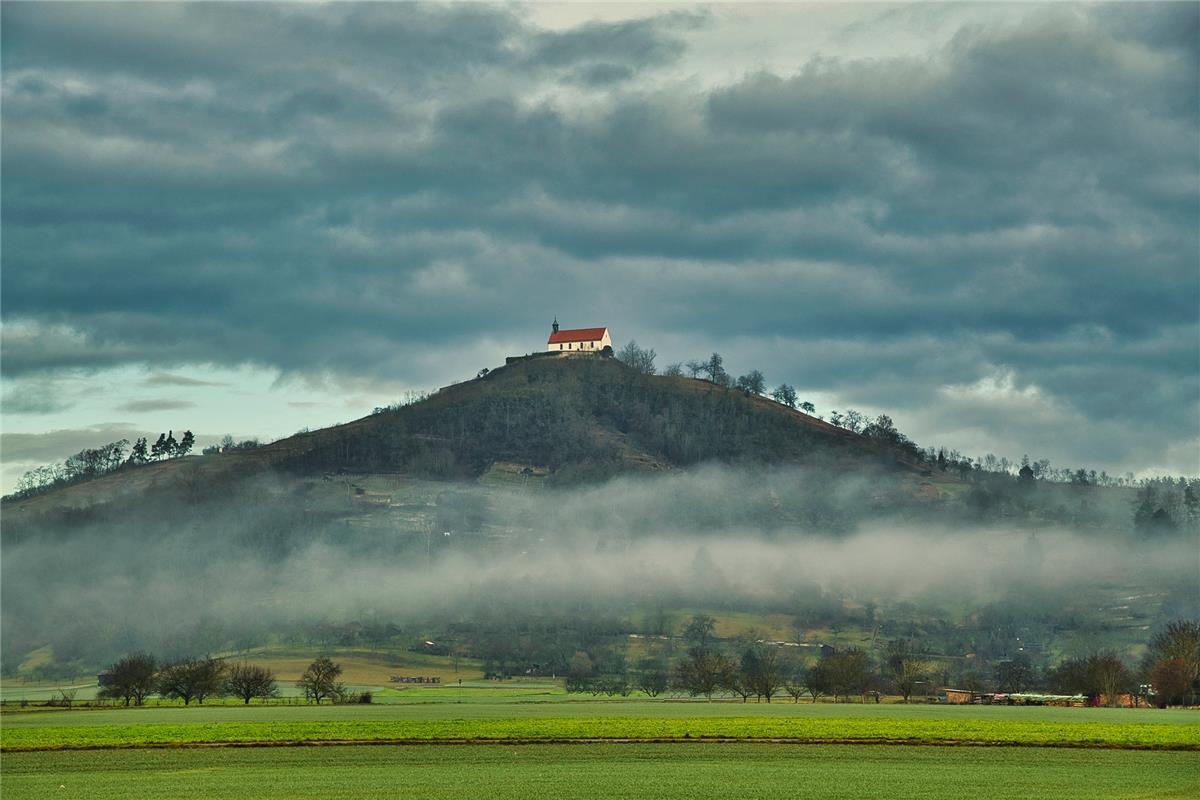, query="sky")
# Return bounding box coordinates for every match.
[2,1,1197,492]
